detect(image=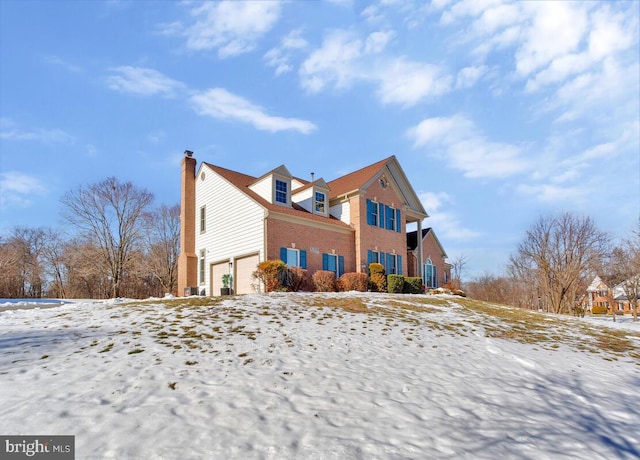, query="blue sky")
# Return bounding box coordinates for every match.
[1,0,639,278]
